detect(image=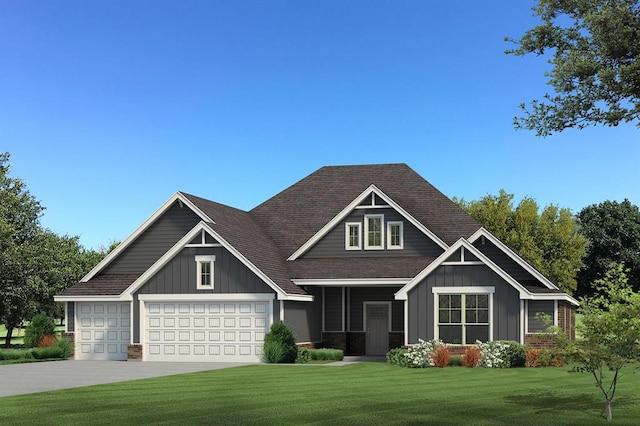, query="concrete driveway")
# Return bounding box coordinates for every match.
[0,360,249,398]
